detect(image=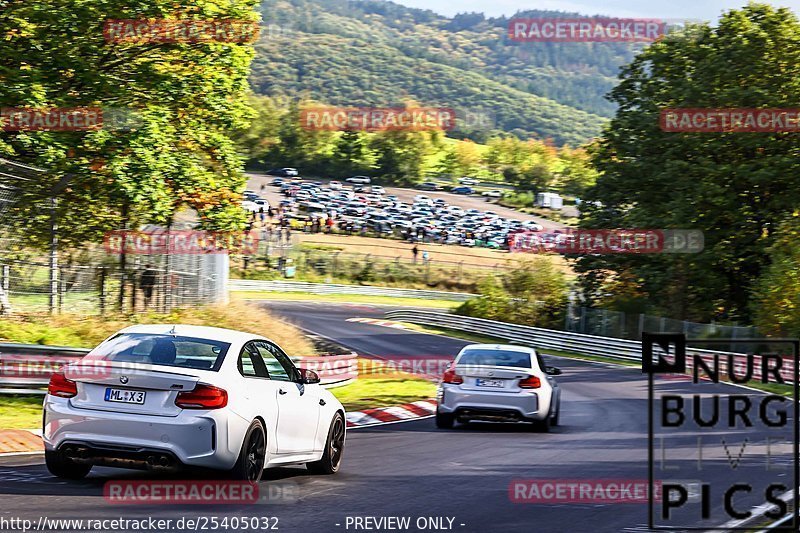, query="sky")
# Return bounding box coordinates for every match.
[390,0,800,20]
